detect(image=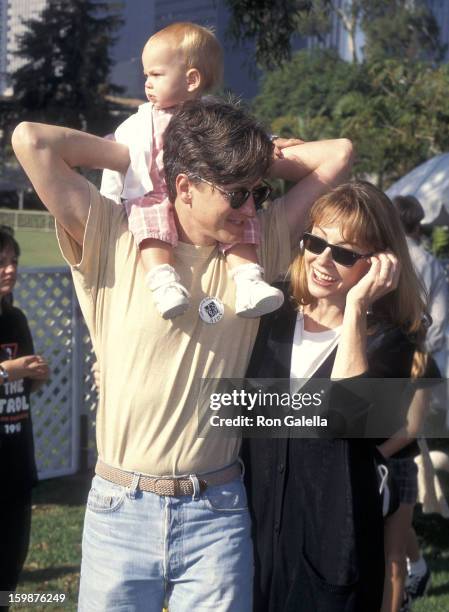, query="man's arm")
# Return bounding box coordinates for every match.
[12,122,130,245]
[269,139,354,242]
